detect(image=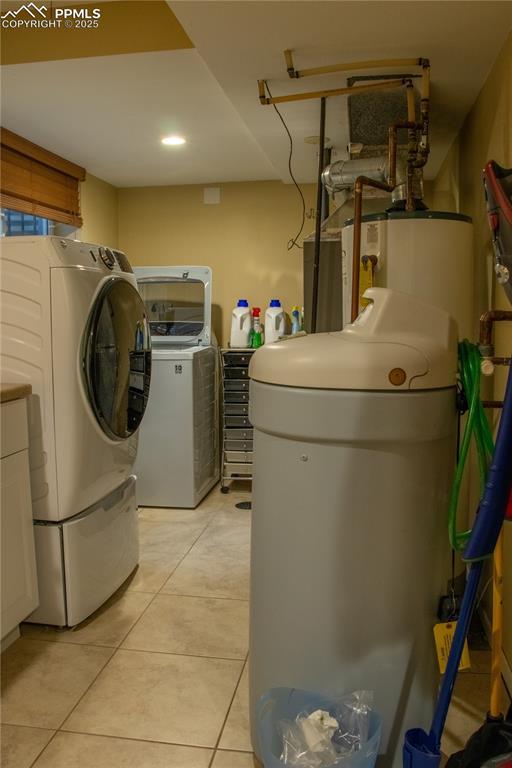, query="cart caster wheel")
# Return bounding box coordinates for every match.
[221,486,229,494]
